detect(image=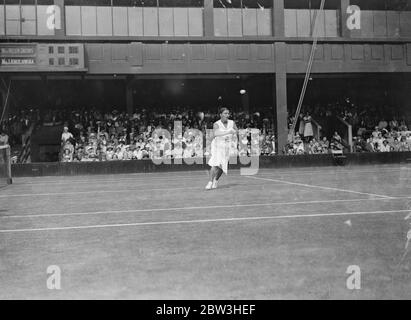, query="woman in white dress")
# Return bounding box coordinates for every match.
[205,107,237,190]
[303,112,314,142]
